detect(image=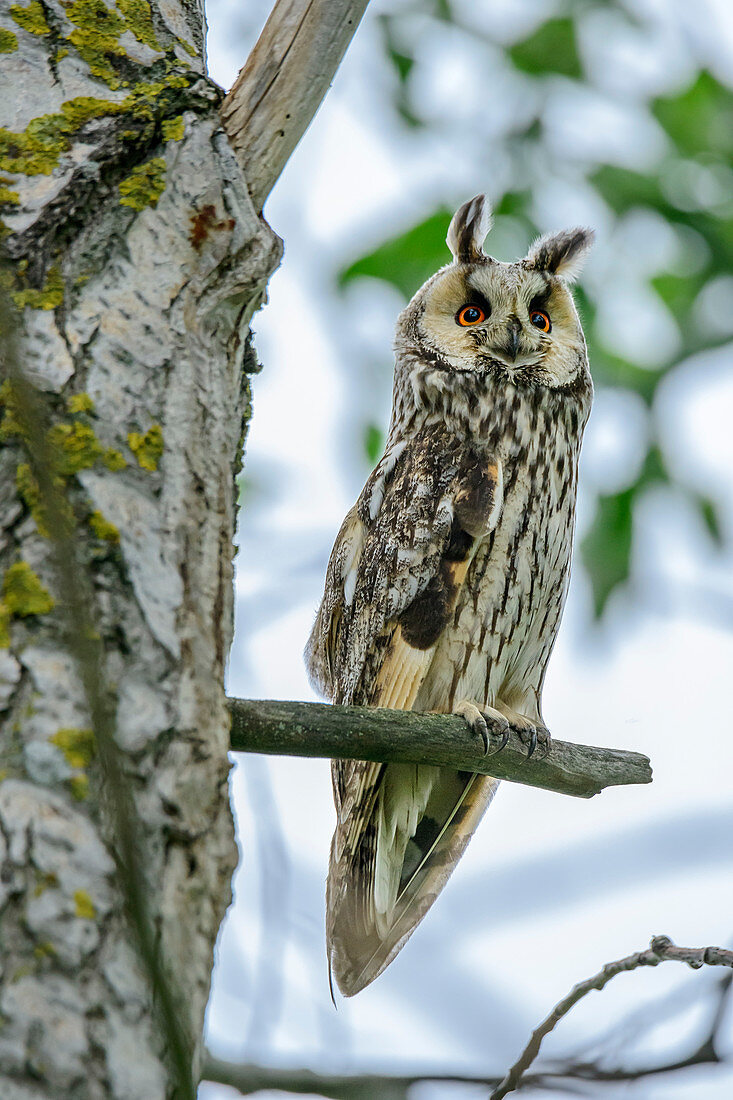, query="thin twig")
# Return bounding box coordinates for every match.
[1,297,196,1099]
[227,697,652,799]
[201,938,733,1099]
[489,935,733,1099]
